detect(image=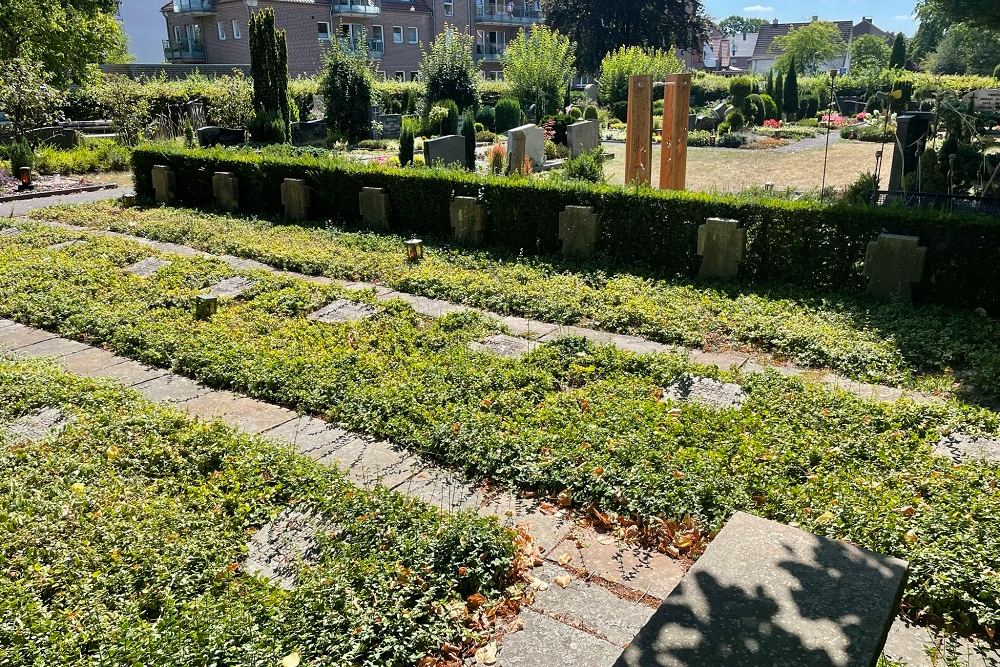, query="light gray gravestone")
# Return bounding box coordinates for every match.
[507,124,545,172]
[46,240,85,251]
[307,299,376,324]
[558,206,600,260]
[359,187,389,230]
[4,407,68,441]
[863,234,926,302]
[243,508,321,590]
[124,257,172,277]
[961,89,1000,112]
[423,134,466,168]
[614,512,908,667]
[450,197,485,244]
[567,120,600,158]
[697,218,746,280]
[584,83,598,103]
[468,334,539,359]
[212,172,239,212]
[662,374,747,410]
[0,228,22,238]
[280,178,310,220]
[933,432,1000,463]
[203,276,254,299]
[151,165,175,204]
